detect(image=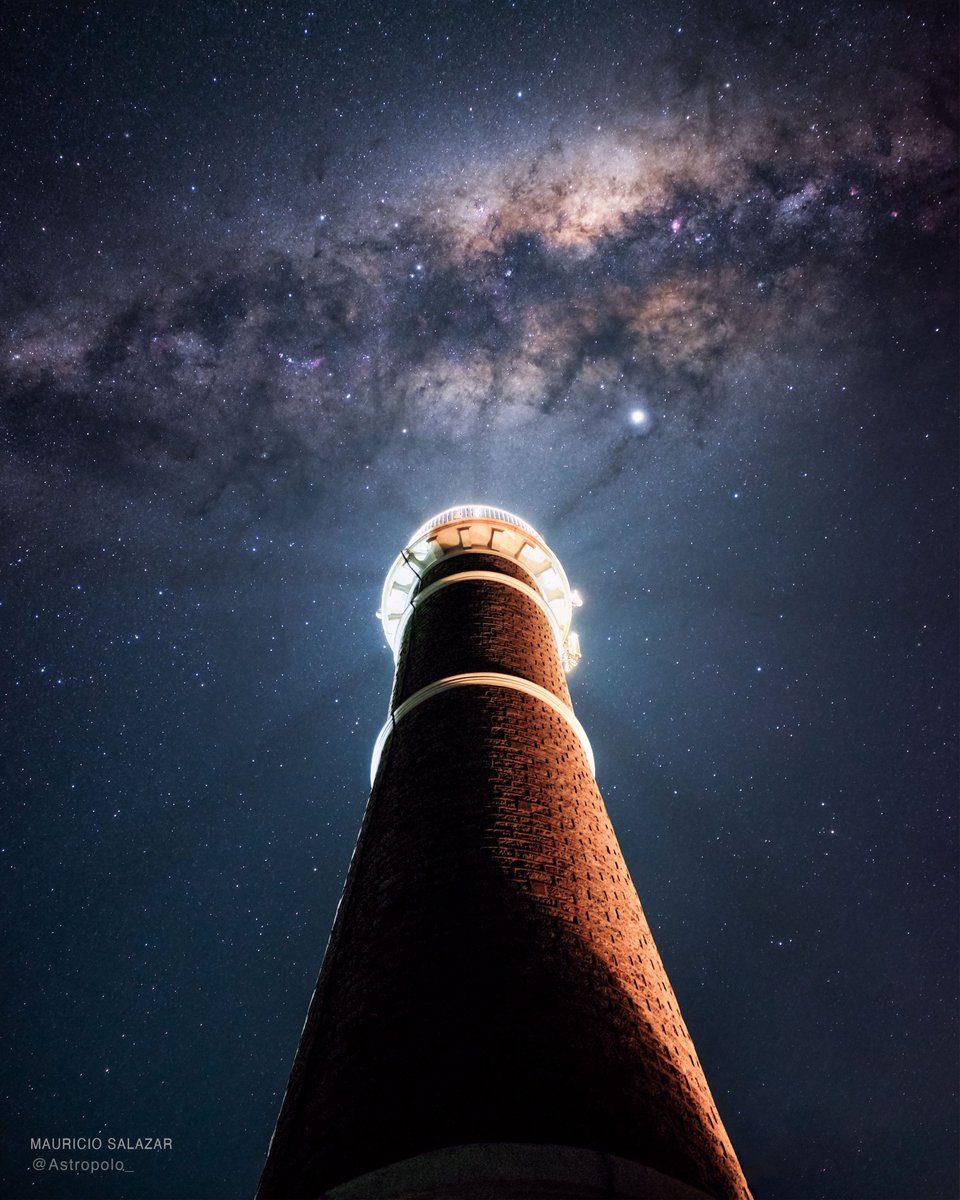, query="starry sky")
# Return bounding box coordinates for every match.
[1,2,957,1198]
